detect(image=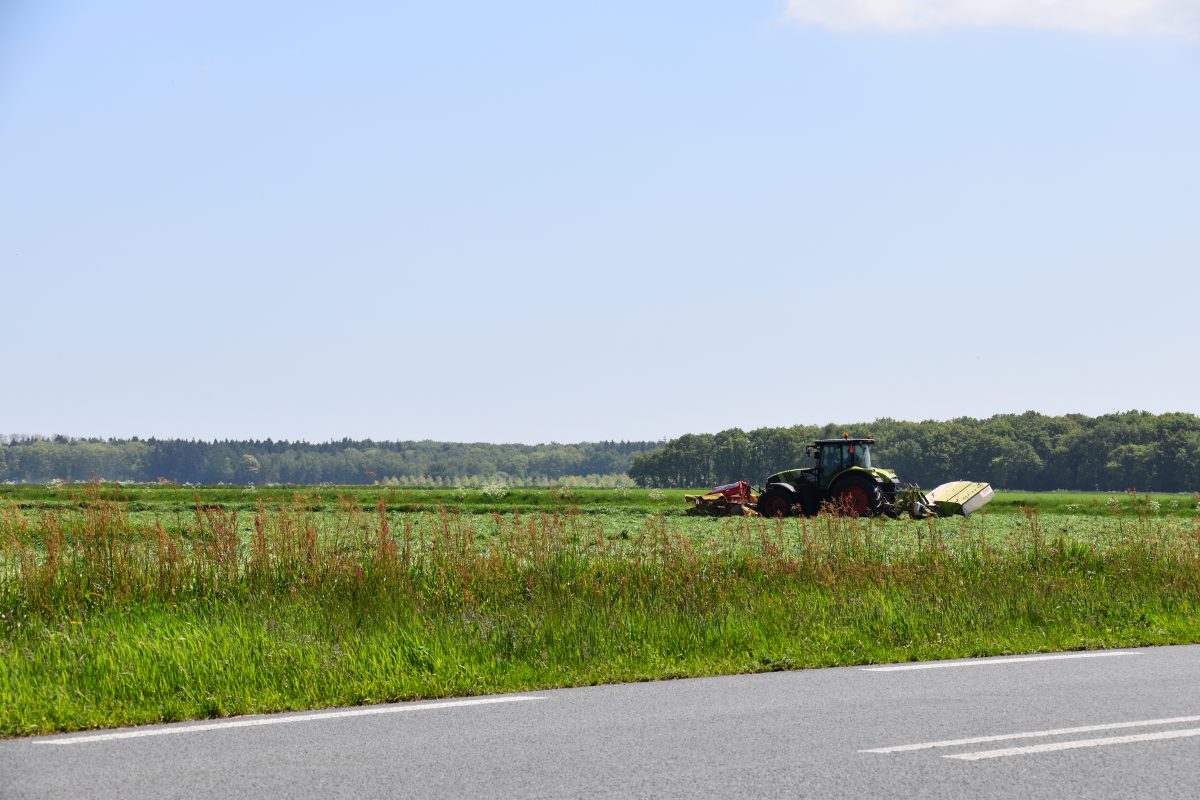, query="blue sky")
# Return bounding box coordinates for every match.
[2,1,1197,443]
